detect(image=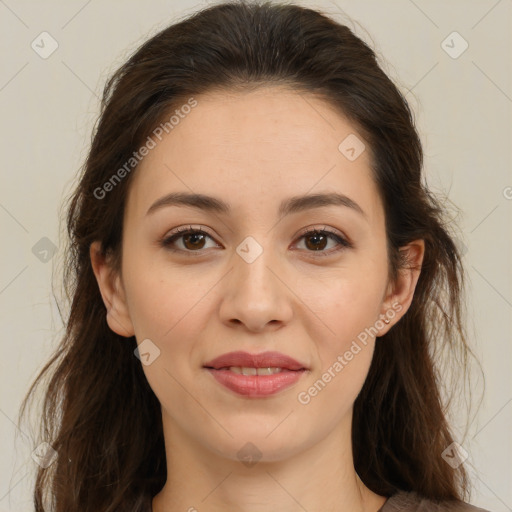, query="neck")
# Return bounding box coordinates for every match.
[152,412,387,512]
